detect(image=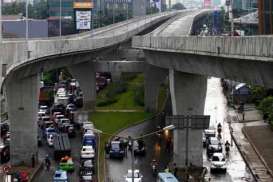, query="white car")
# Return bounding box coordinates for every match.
[210,152,227,173]
[124,169,143,182]
[81,146,95,159]
[47,134,55,147]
